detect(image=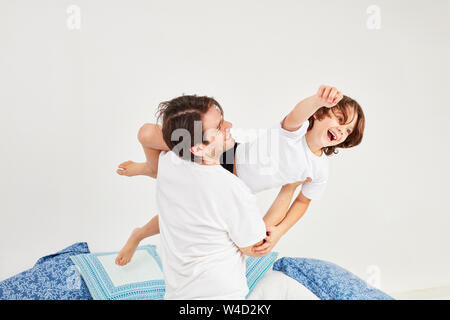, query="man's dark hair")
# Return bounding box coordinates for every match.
[156,95,223,162]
